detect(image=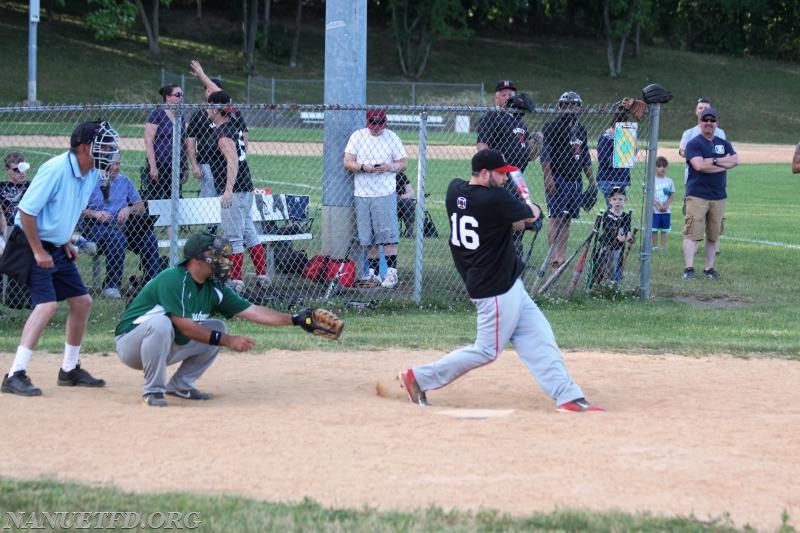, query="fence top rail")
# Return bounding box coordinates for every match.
[0,102,641,115]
